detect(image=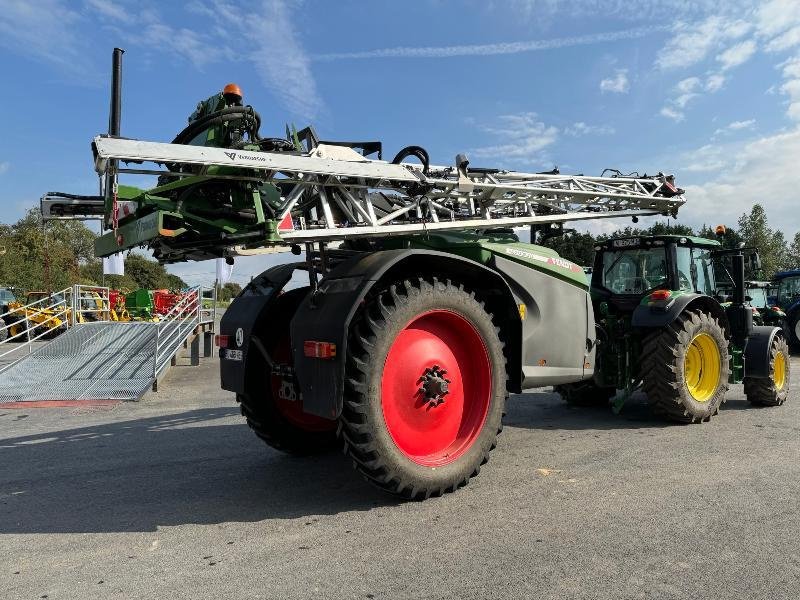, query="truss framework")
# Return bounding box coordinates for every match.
[88,136,685,244]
